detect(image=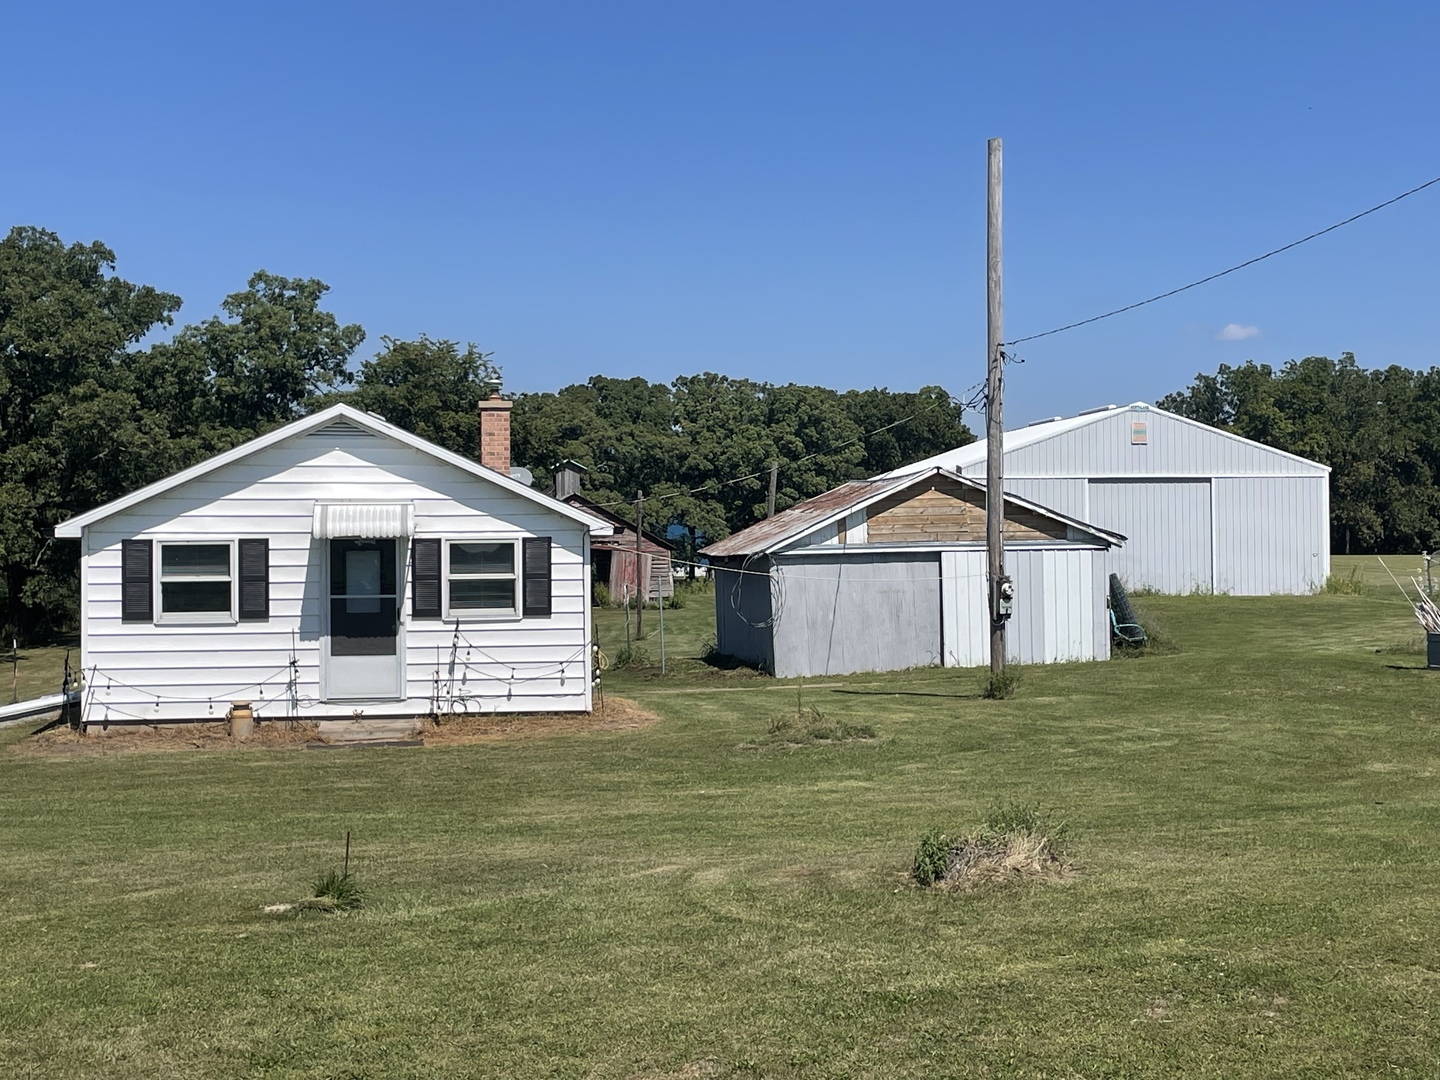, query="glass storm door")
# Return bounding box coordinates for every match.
[326,539,401,700]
